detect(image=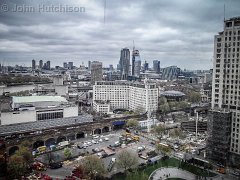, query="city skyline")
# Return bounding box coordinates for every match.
[1,0,240,69]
